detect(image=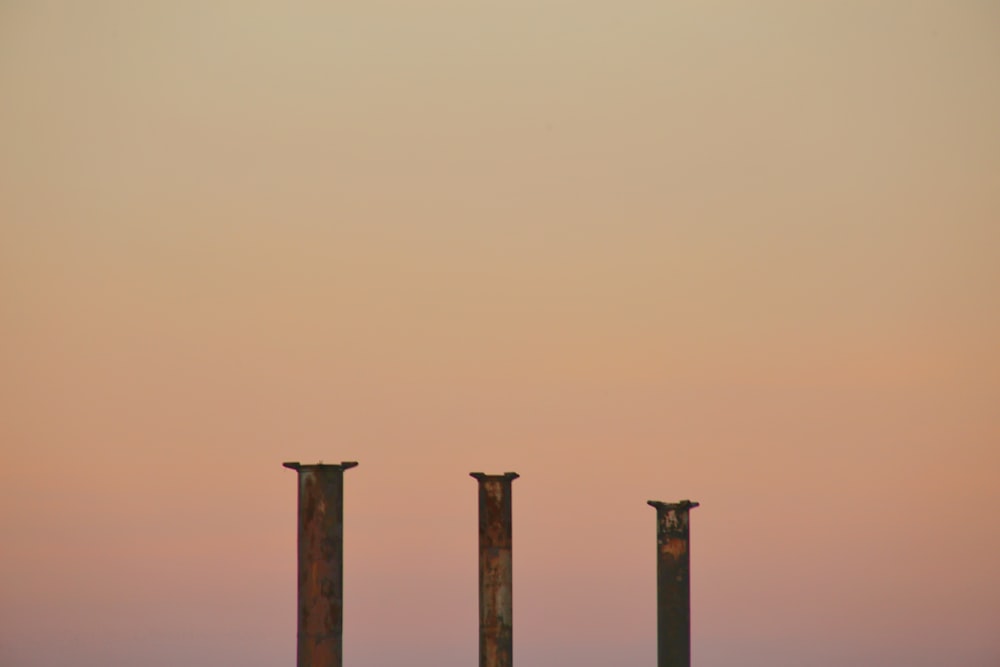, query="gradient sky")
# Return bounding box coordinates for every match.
[1,2,998,666]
